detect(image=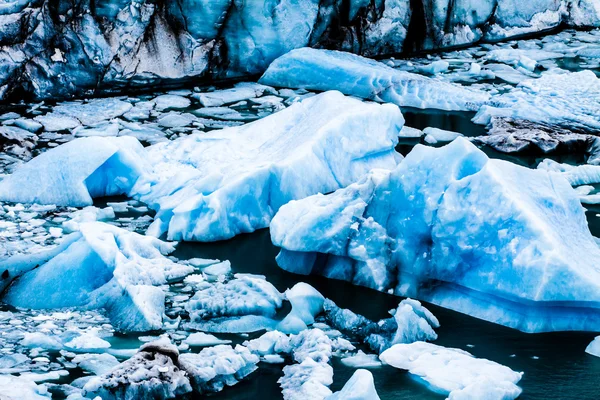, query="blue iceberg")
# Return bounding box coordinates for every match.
[271,138,600,332]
